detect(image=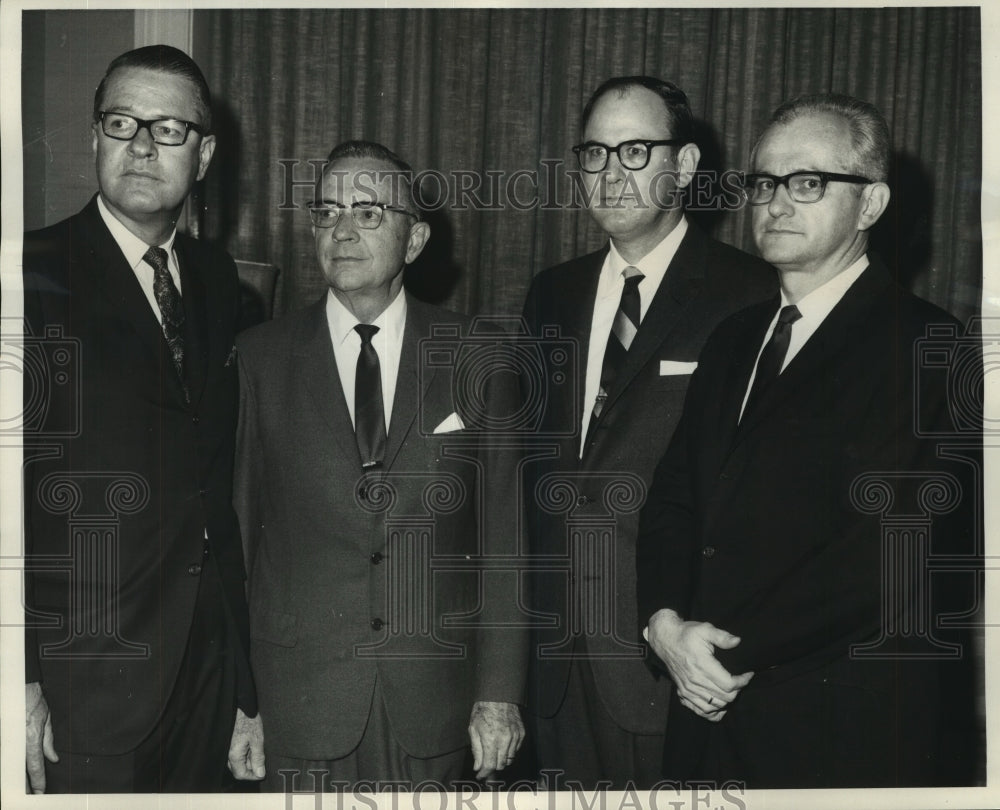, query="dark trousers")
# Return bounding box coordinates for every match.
[264,679,467,792]
[531,651,664,790]
[661,655,967,788]
[45,552,239,793]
